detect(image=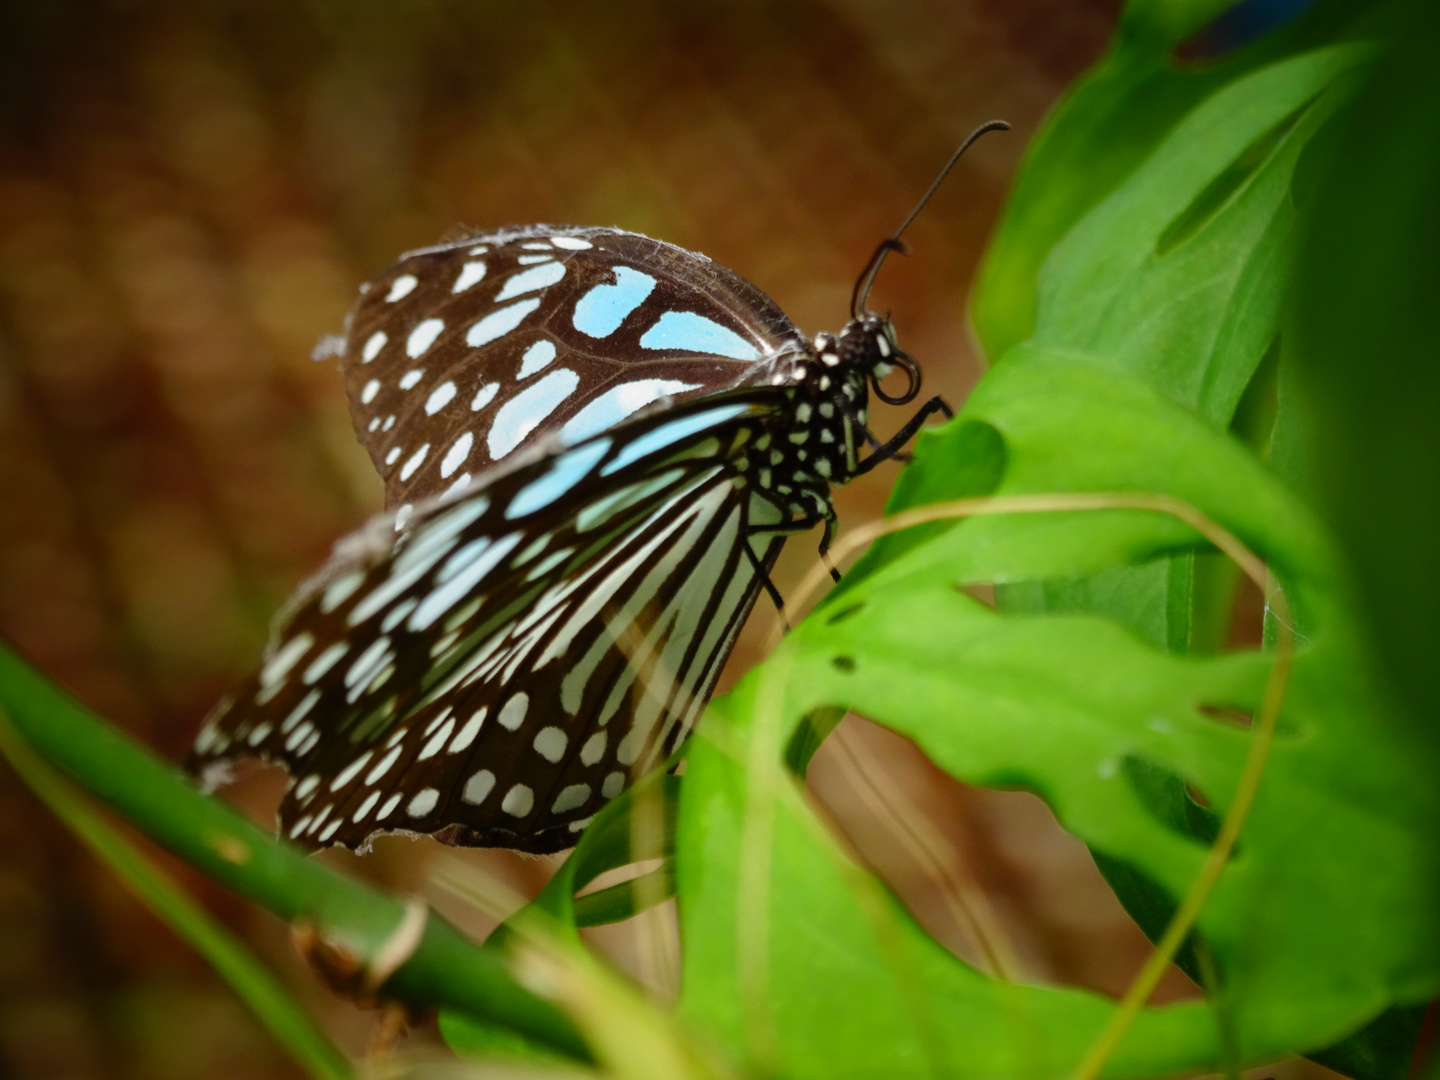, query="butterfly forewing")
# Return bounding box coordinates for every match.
[341,226,807,510]
[189,392,789,853]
